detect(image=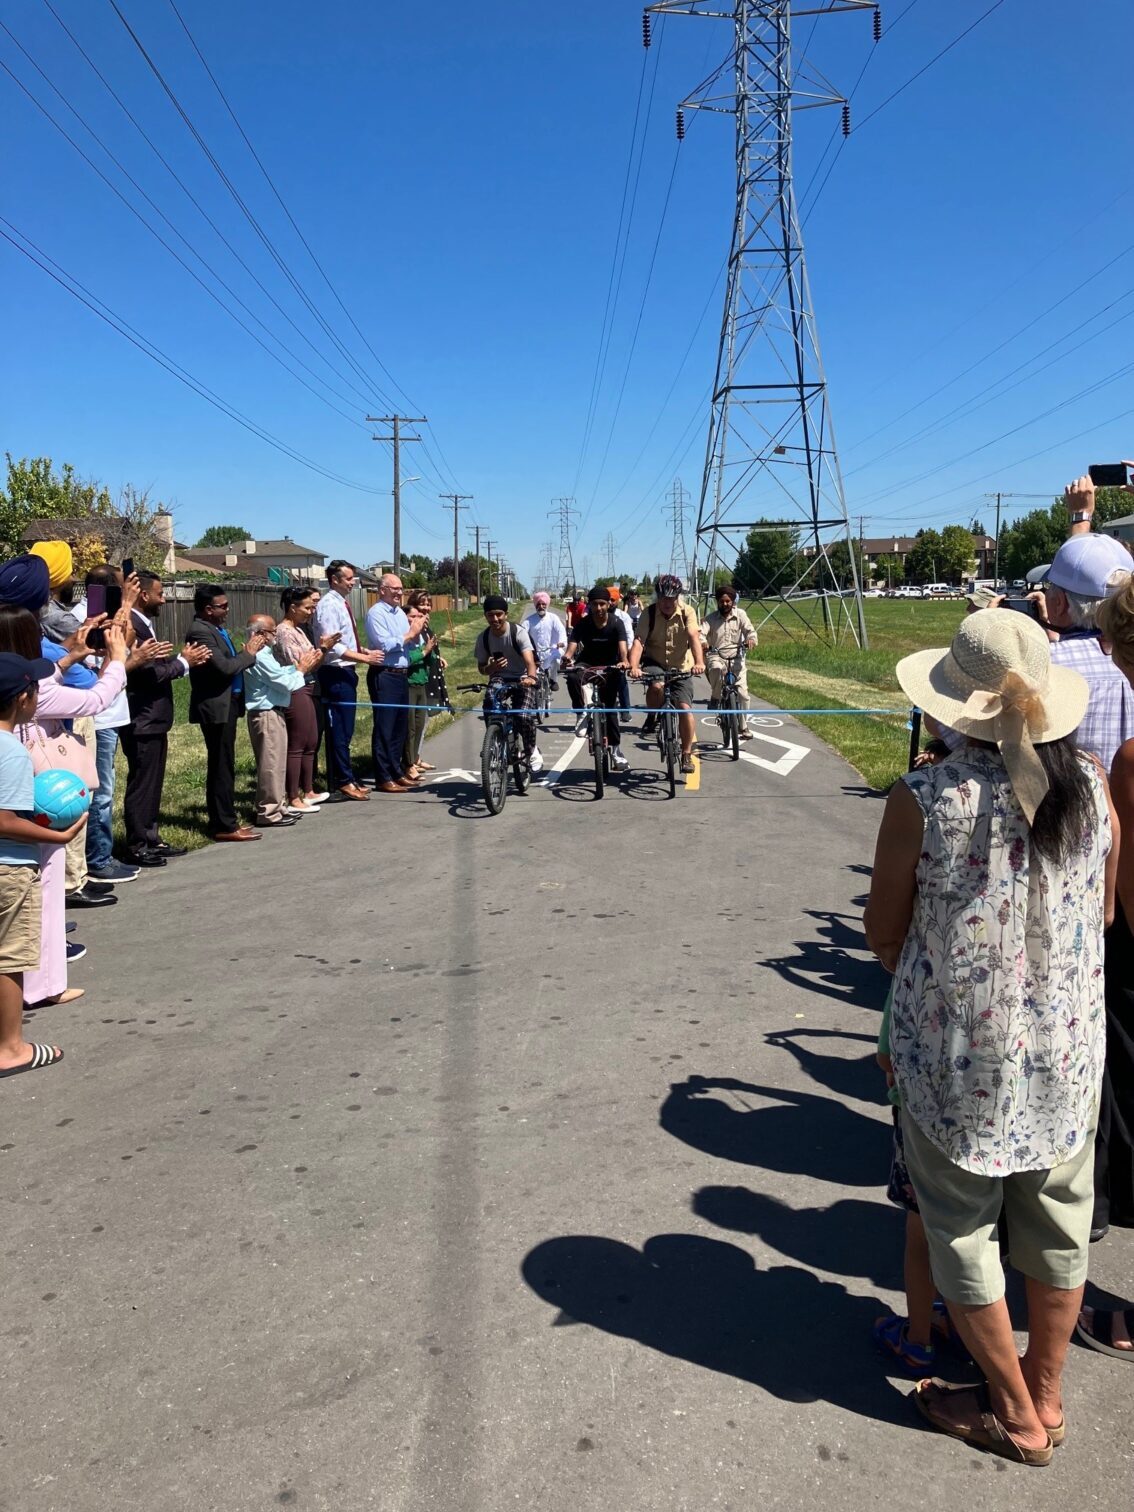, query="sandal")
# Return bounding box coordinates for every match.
[1076,1306,1134,1360]
[0,1043,64,1078]
[873,1312,936,1376]
[417,761,436,771]
[912,1379,1053,1467]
